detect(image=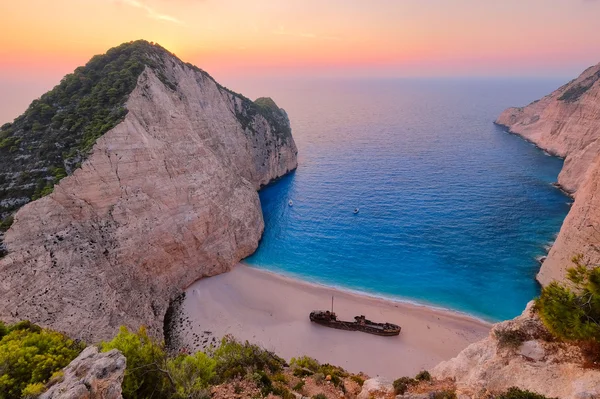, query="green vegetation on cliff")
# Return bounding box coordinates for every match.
[536,255,600,367]
[0,40,176,228]
[558,68,600,103]
[0,320,85,399]
[536,255,600,341]
[0,40,291,250]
